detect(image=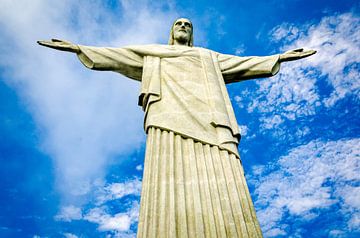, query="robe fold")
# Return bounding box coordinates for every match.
[76,44,280,237]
